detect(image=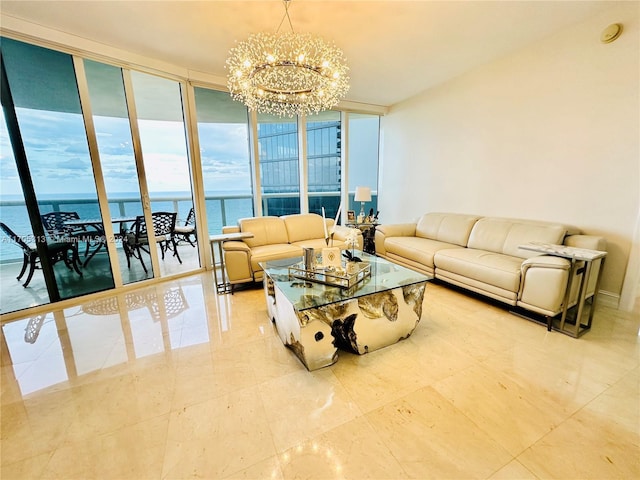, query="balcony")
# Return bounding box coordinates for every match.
[1,191,375,315]
[0,193,252,315]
